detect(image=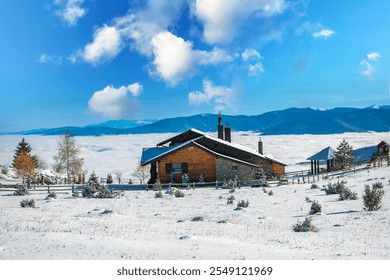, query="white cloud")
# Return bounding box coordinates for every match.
[360,60,375,78]
[192,0,286,44]
[72,1,233,84]
[367,52,381,61]
[150,31,232,85]
[196,48,233,65]
[188,80,237,111]
[88,84,142,119]
[79,25,122,65]
[248,62,265,76]
[312,29,335,38]
[127,82,143,97]
[360,52,381,78]
[54,0,87,26]
[150,32,195,86]
[241,48,262,61]
[39,54,62,65]
[115,1,185,57]
[241,48,264,76]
